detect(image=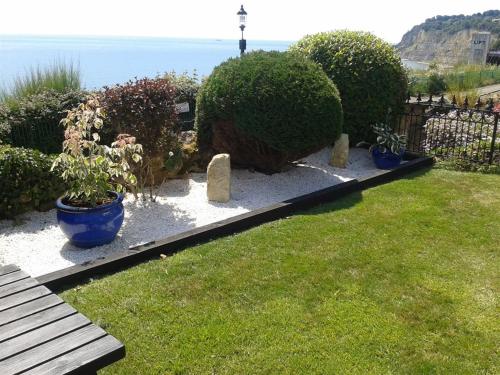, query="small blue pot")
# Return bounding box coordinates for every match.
[371,147,404,169]
[56,191,124,248]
